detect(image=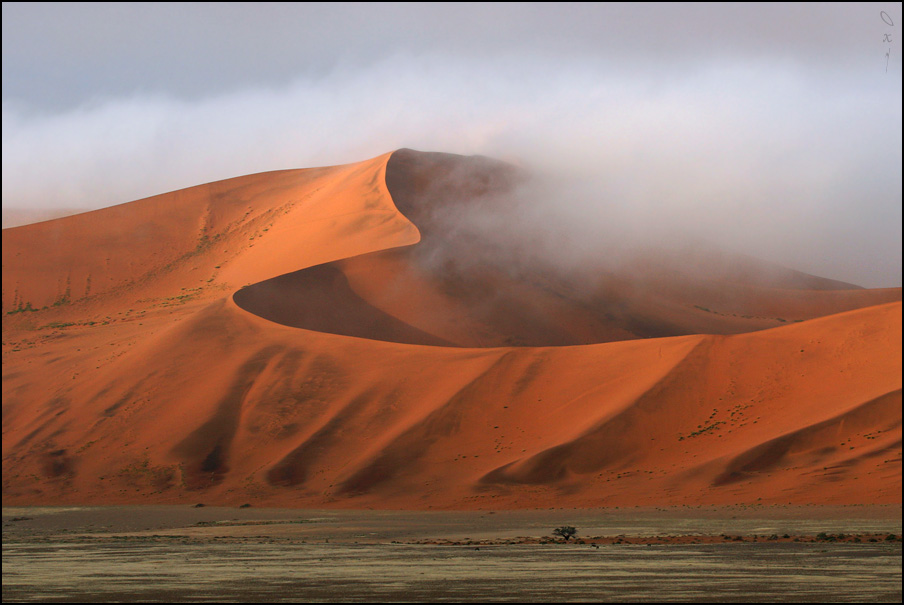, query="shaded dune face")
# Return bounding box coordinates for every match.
[234,149,897,347]
[233,264,454,347]
[234,149,623,347]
